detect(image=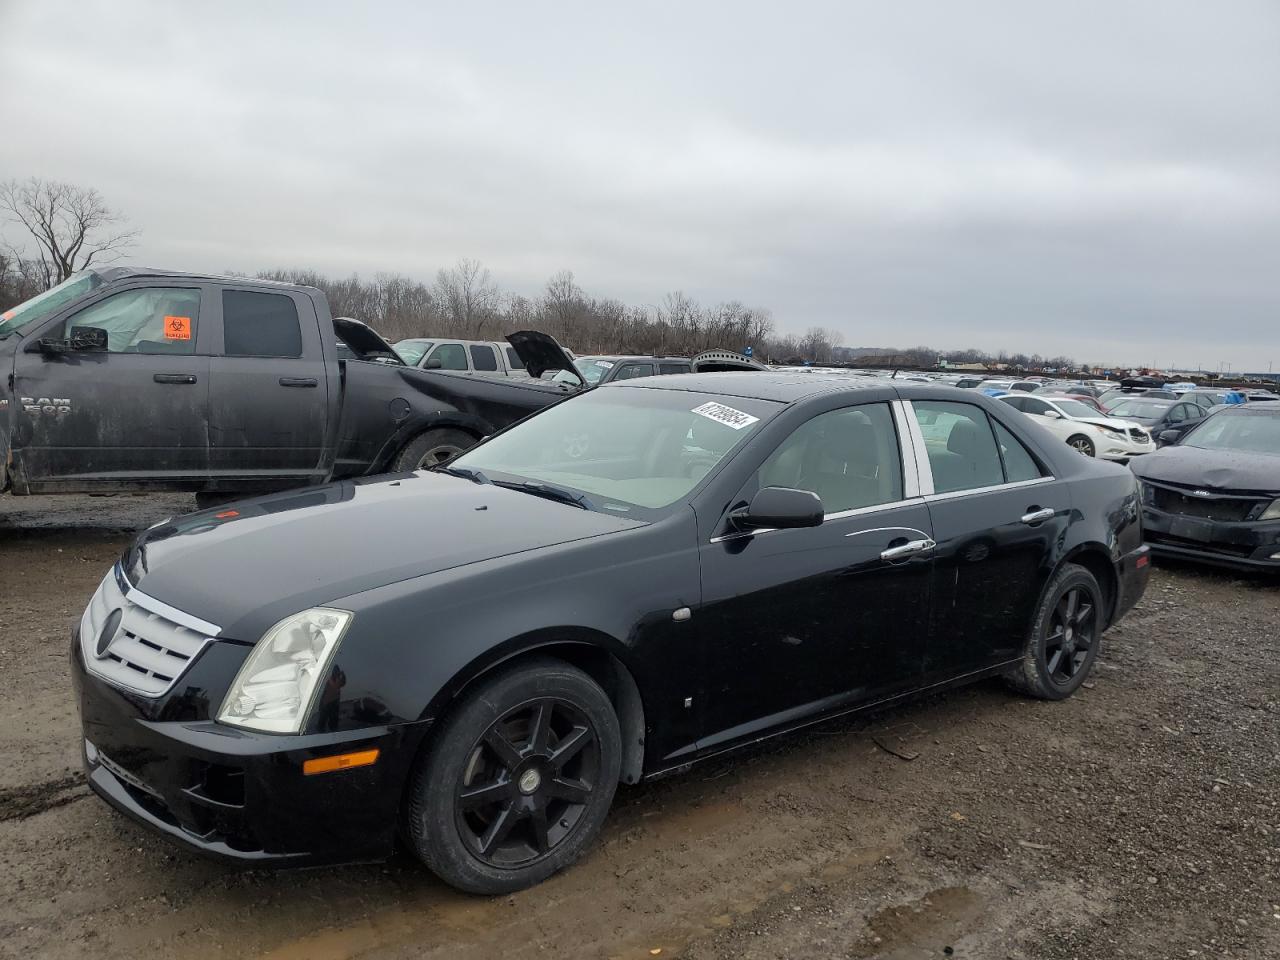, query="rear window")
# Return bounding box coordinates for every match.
[659,362,690,375]
[470,344,498,371]
[222,291,303,357]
